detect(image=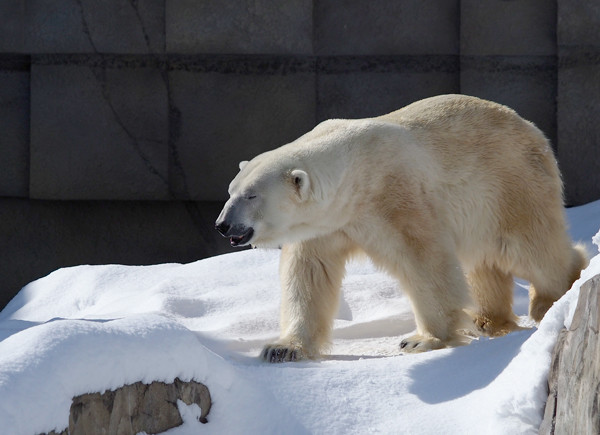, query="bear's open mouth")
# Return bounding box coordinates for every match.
[230,228,254,247]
